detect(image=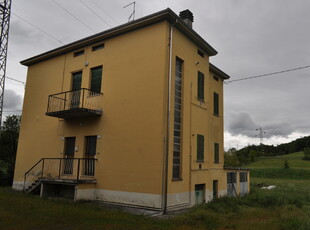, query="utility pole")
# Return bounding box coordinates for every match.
[0,0,12,129]
[255,127,266,145]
